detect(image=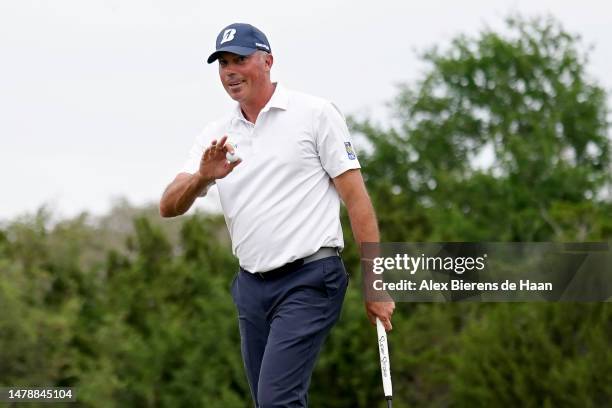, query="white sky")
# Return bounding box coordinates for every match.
[1,0,611,221]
